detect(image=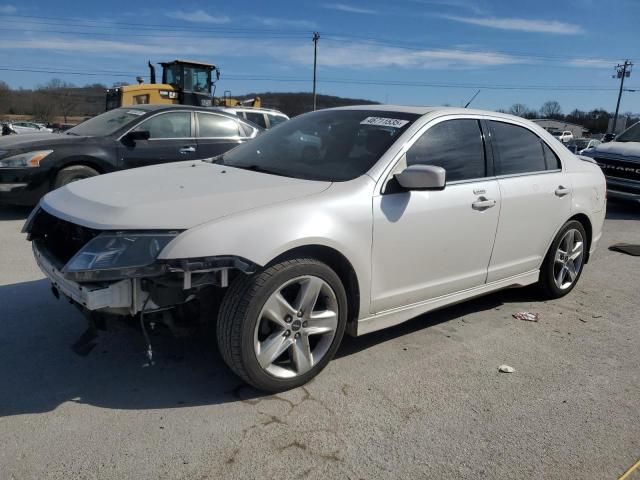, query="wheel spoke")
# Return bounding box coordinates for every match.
[262,292,296,328]
[566,261,577,282]
[569,241,583,261]
[291,334,313,374]
[257,332,291,369]
[294,277,323,314]
[565,229,575,254]
[306,310,338,335]
[555,266,566,287]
